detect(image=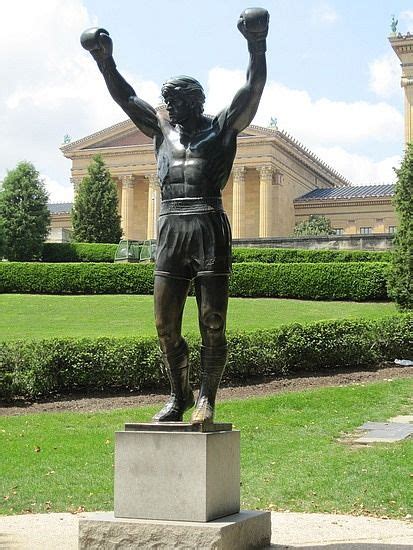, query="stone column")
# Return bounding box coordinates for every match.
[145,173,159,240]
[257,165,273,238]
[389,34,413,144]
[271,171,283,236]
[401,77,413,145]
[121,174,135,239]
[232,166,246,239]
